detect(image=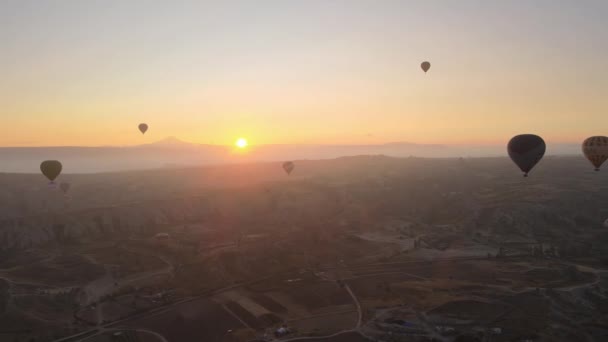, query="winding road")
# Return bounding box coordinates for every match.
[344,284,362,328]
